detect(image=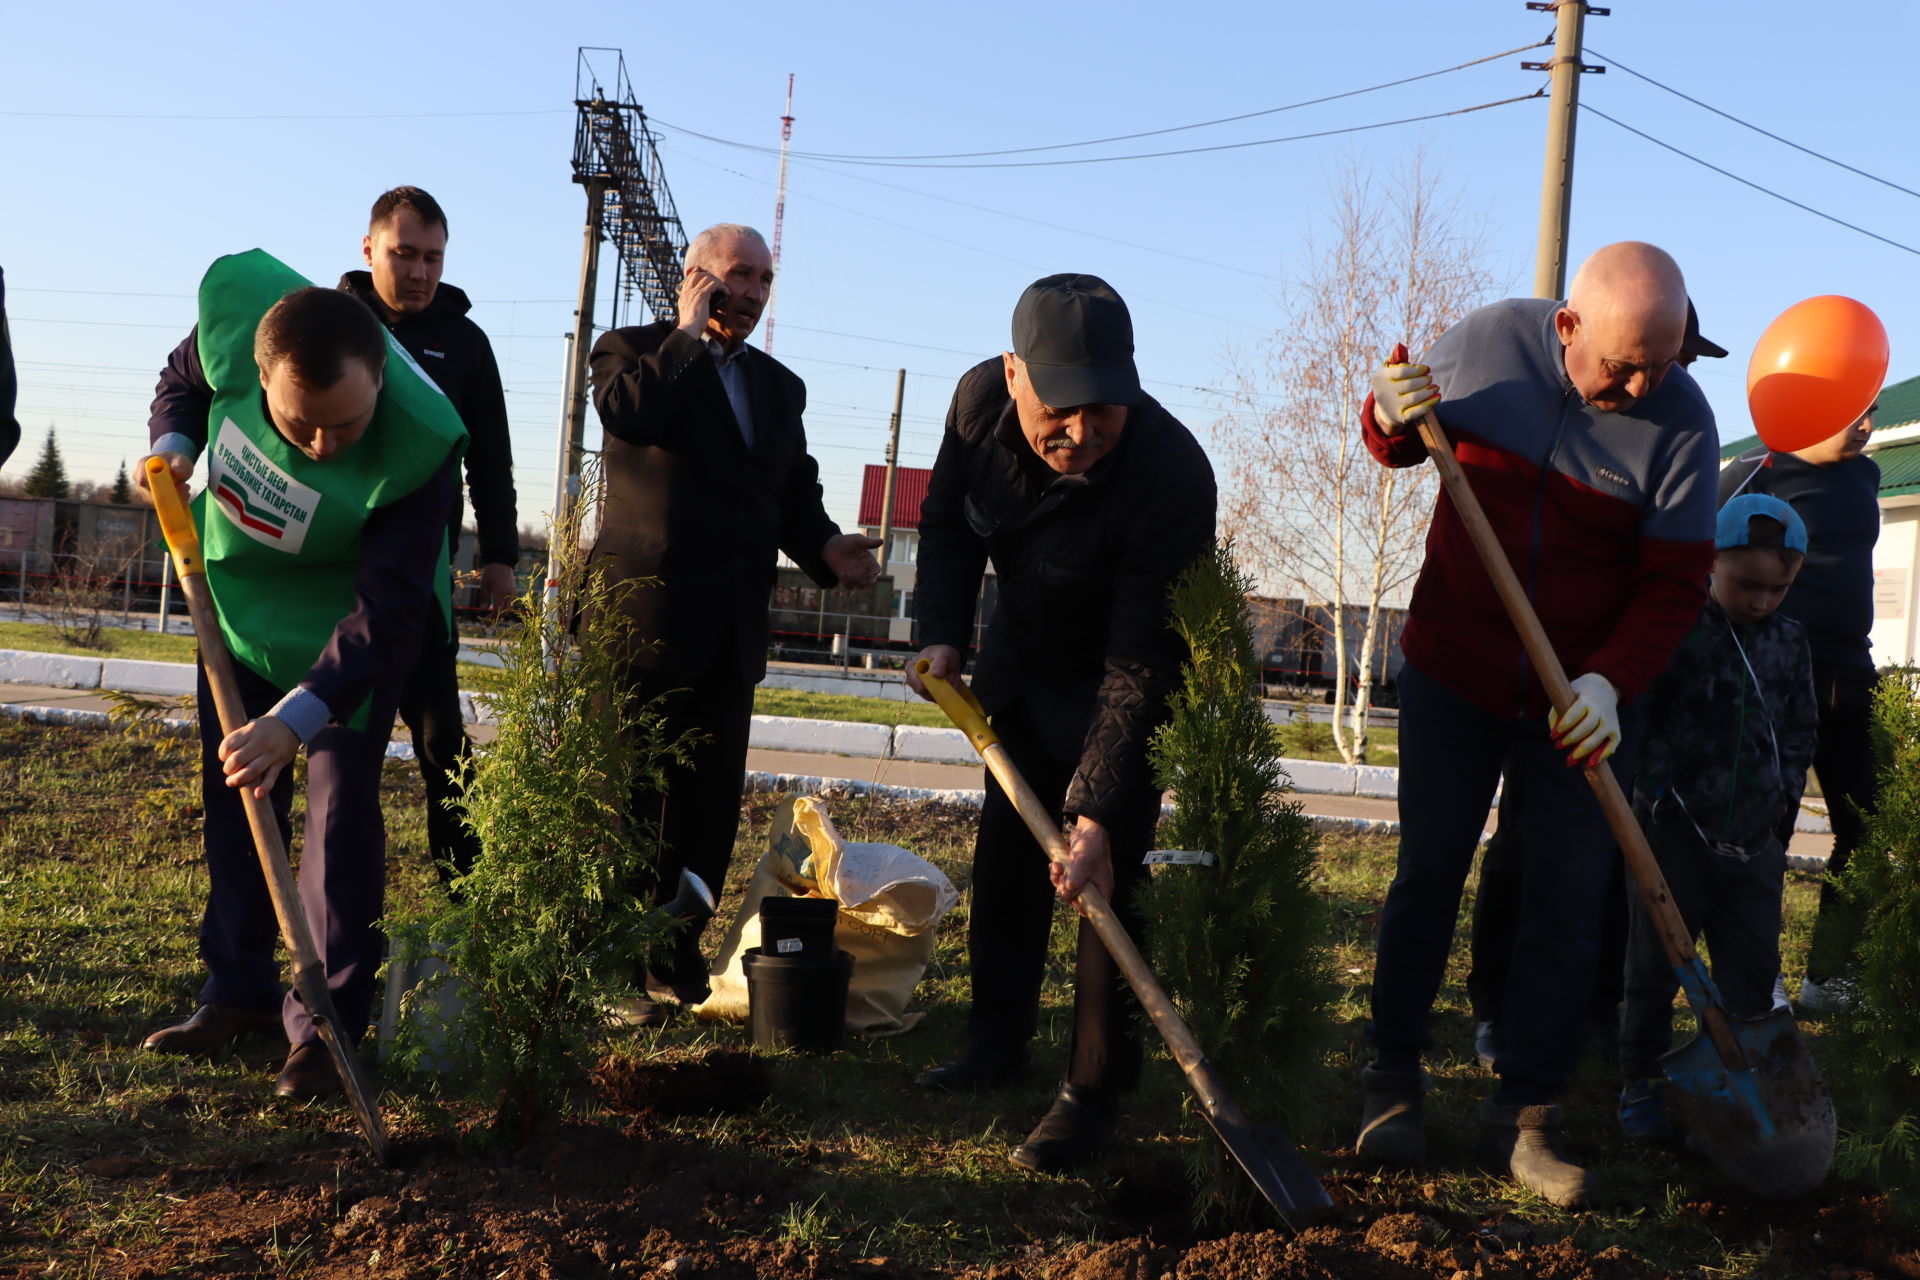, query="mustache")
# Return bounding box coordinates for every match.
[1044,434,1103,451]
